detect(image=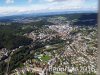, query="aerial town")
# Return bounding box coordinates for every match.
[0,13,97,75]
